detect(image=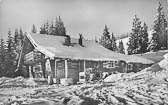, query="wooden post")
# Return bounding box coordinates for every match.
[65,59,68,78]
[125,63,128,73]
[84,60,86,77]
[31,66,35,78]
[39,62,44,78]
[55,59,57,78]
[29,66,33,78]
